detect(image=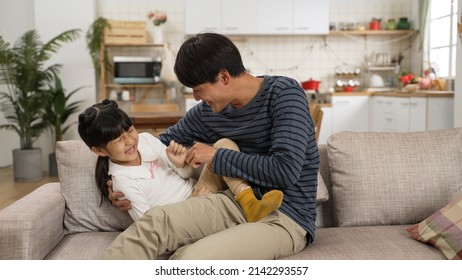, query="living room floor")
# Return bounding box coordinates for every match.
[0,167,58,210]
